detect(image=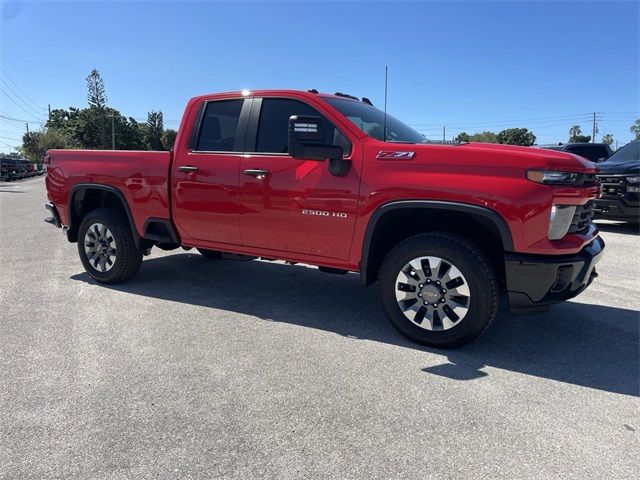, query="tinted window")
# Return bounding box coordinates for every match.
[196,100,244,151]
[566,145,609,162]
[605,142,639,163]
[256,98,350,155]
[324,97,426,144]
